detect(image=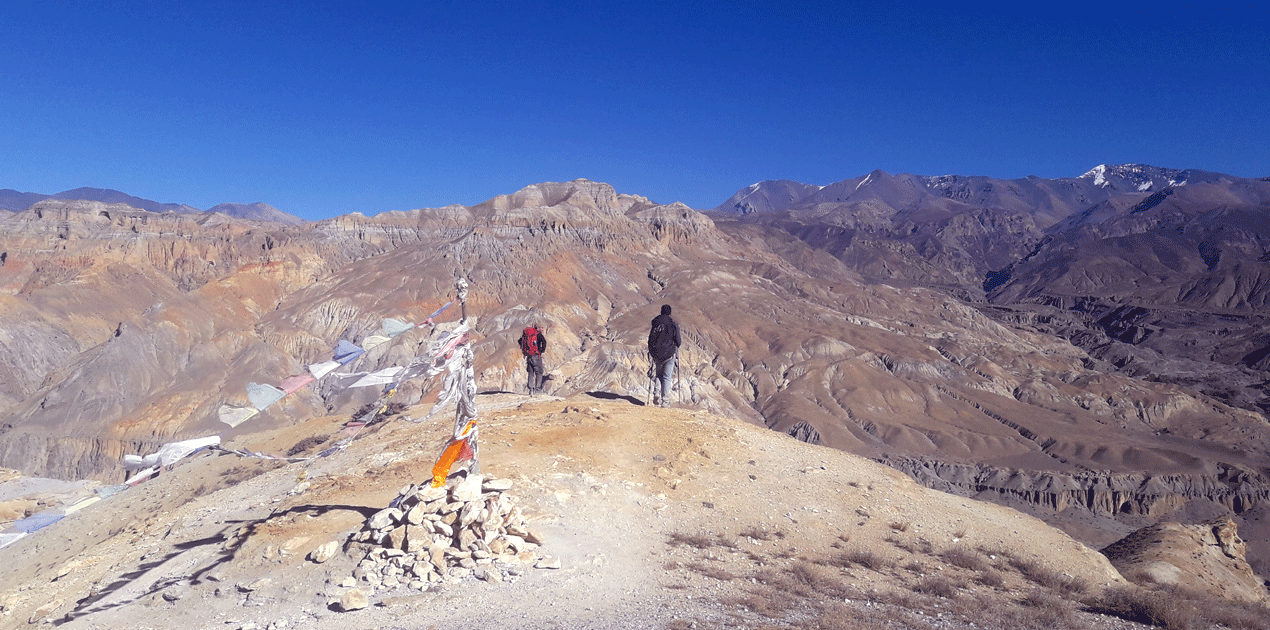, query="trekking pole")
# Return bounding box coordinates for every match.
[645,352,653,406]
[675,354,683,404]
